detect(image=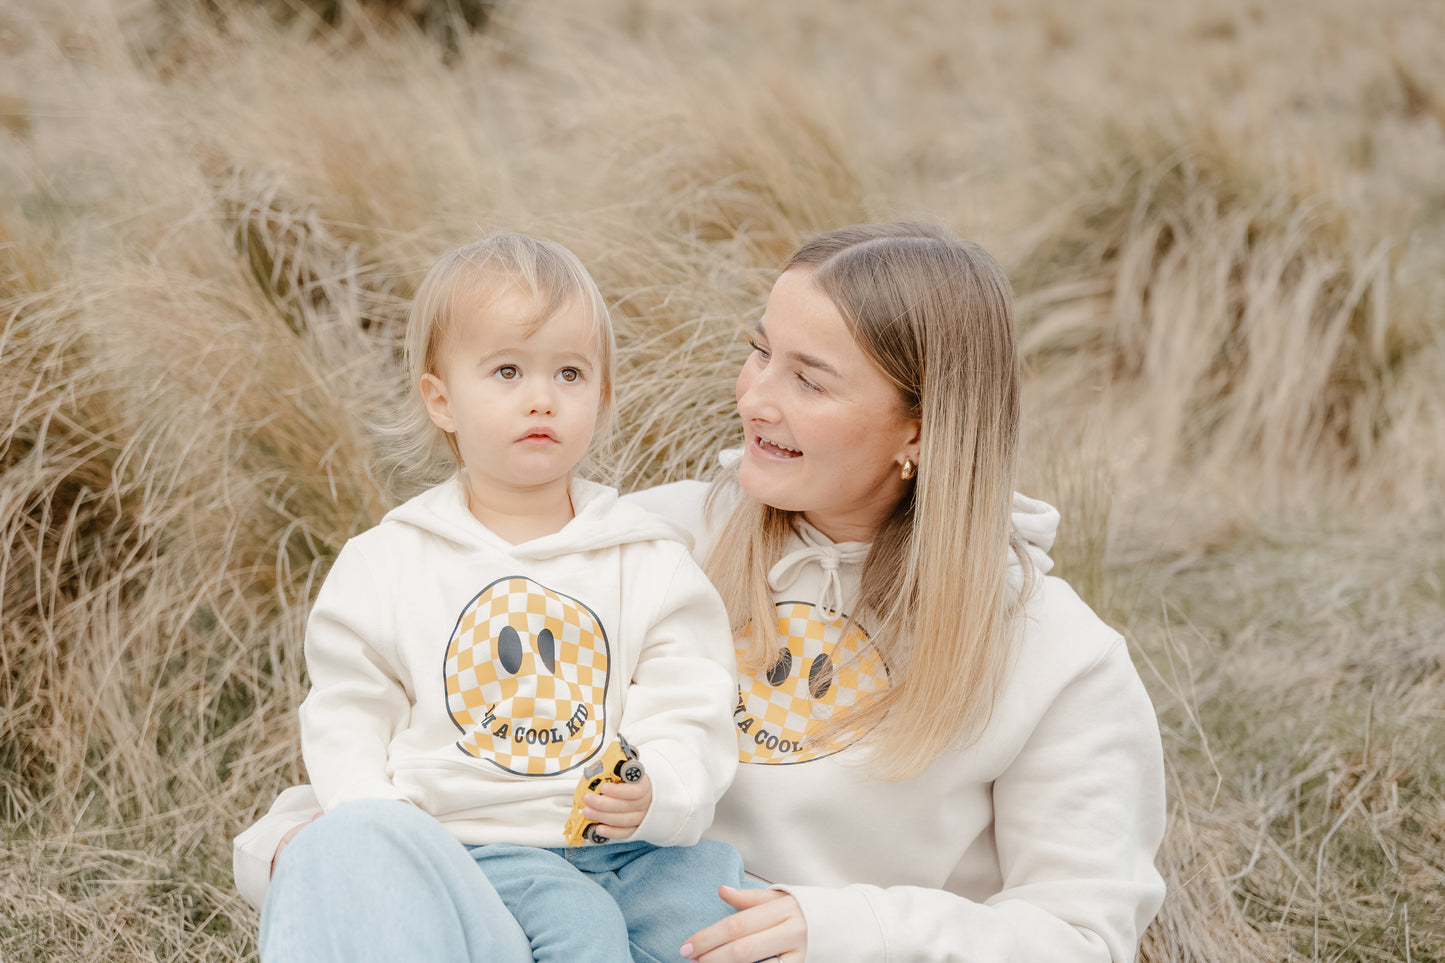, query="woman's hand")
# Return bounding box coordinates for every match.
[580,773,653,840]
[680,885,807,962]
